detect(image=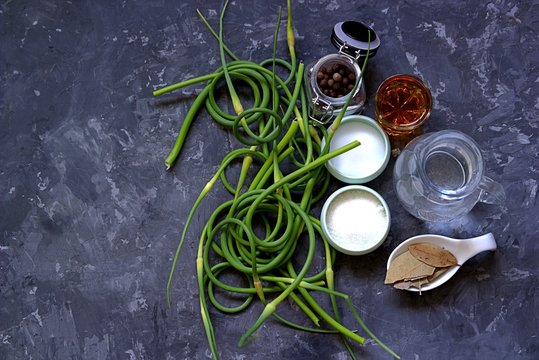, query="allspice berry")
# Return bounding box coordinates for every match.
[316,62,356,98]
